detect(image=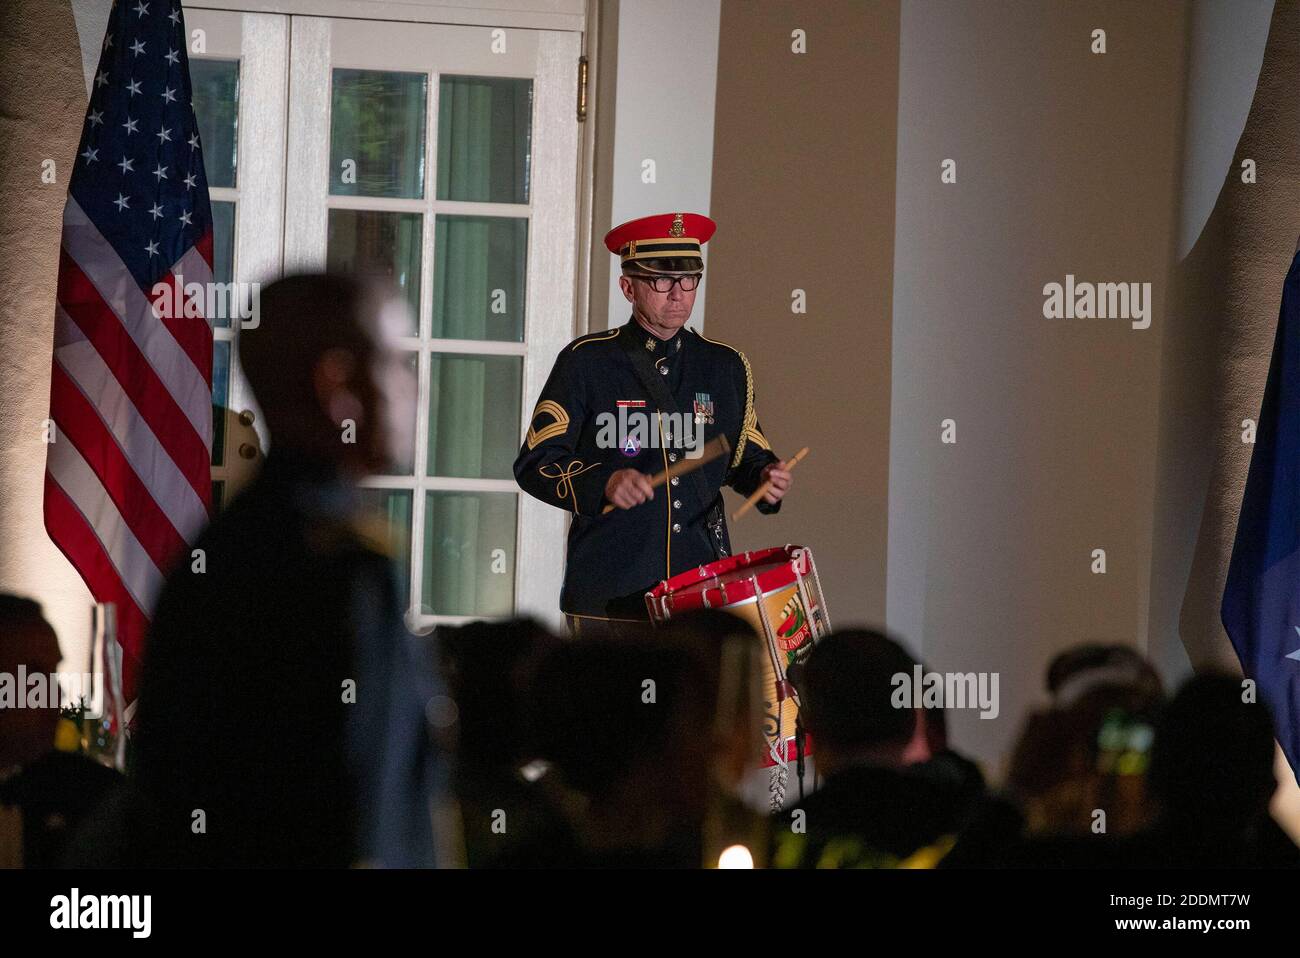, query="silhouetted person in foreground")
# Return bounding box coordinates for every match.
[908,679,987,817]
[518,611,763,868]
[128,273,441,867]
[772,629,975,868]
[0,596,121,868]
[437,617,567,868]
[1045,643,1163,709]
[1126,673,1300,868]
[992,644,1165,866]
